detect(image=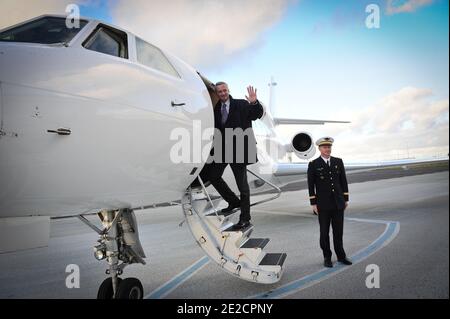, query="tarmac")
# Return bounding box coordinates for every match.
[0,165,448,299]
